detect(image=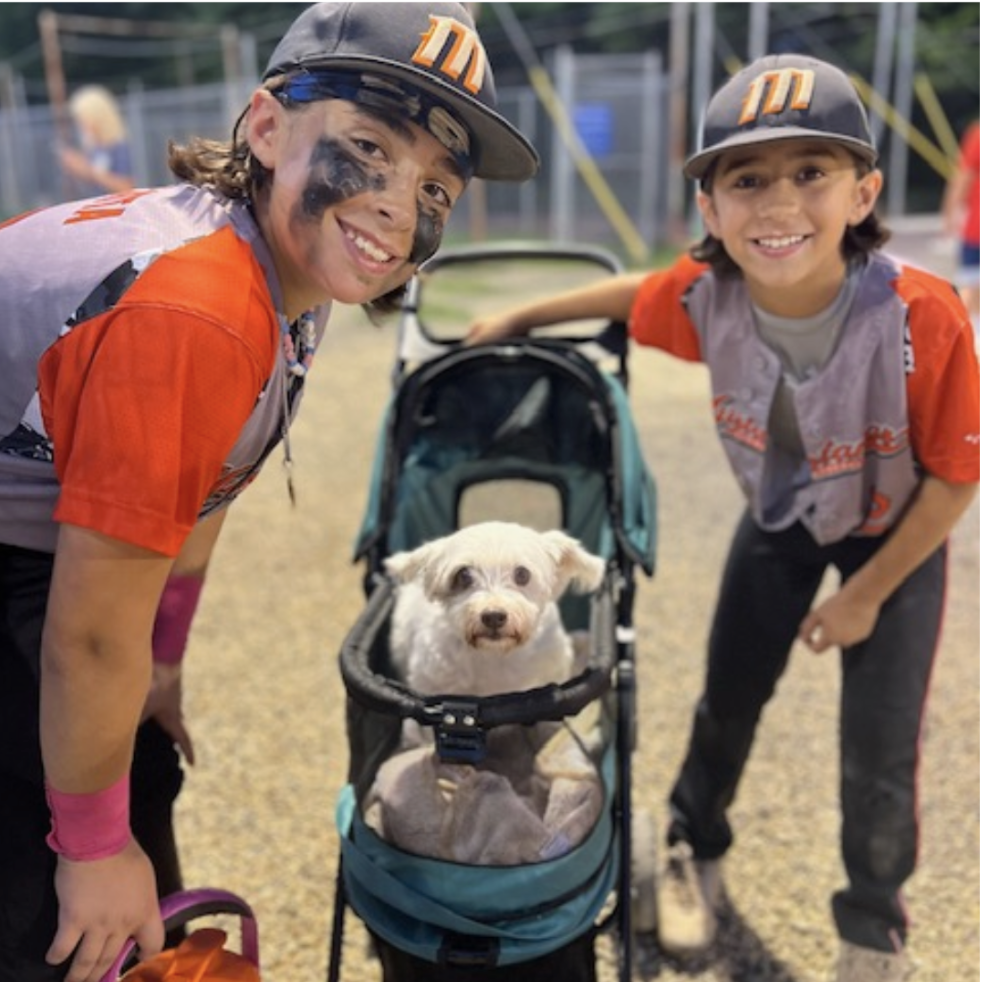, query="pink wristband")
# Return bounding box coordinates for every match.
[45,772,131,861]
[152,574,204,665]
